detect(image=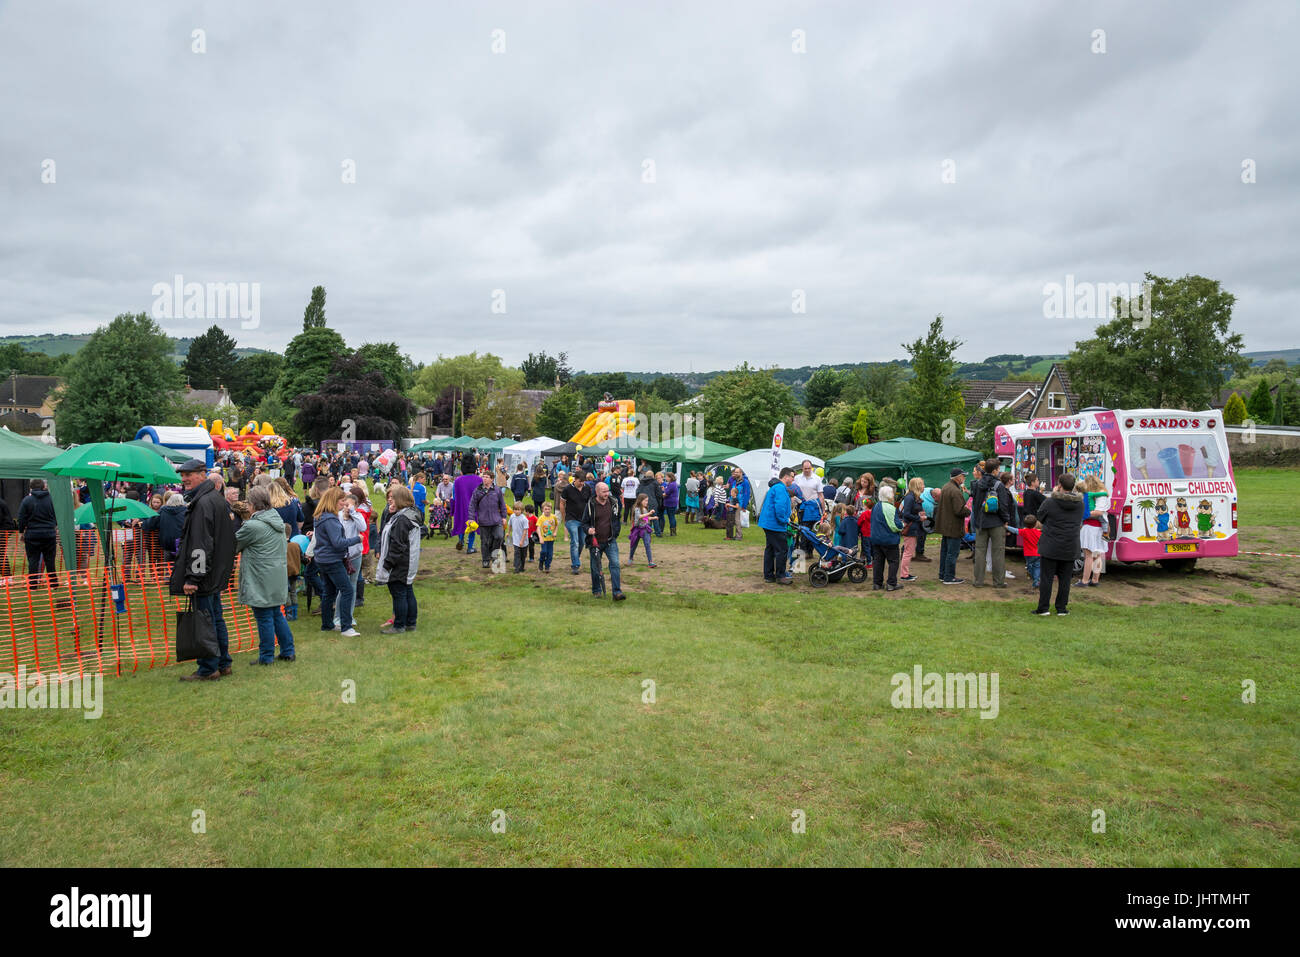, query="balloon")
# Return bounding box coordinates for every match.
[612,453,619,460]
[815,467,824,477]
[575,444,583,451]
